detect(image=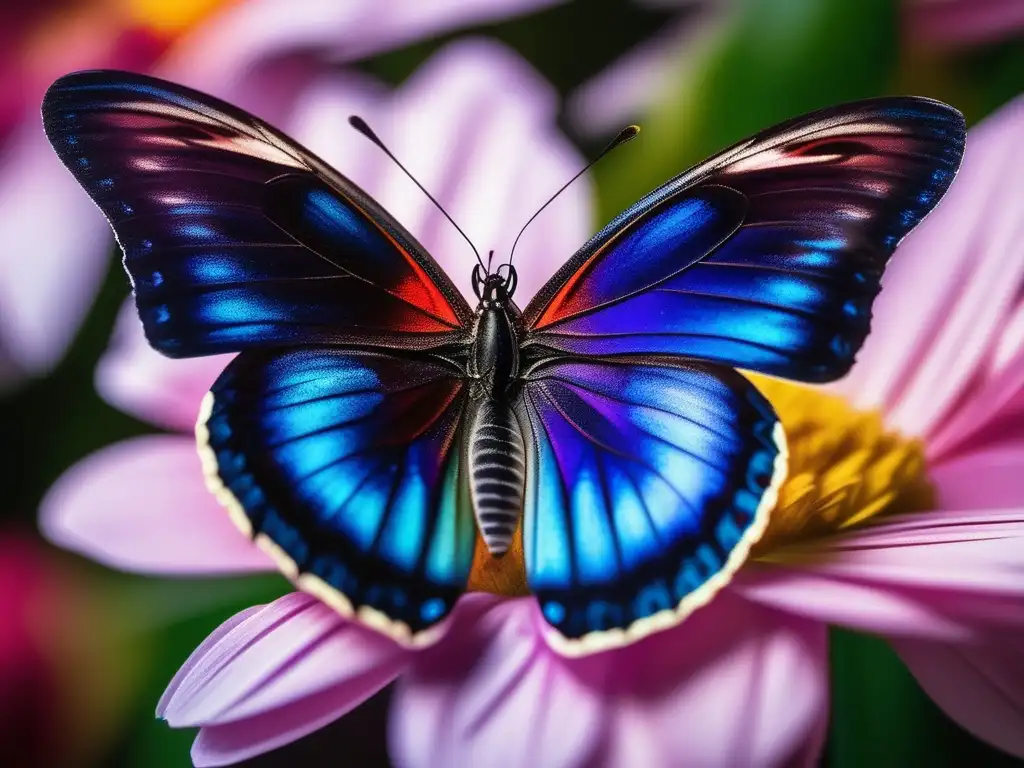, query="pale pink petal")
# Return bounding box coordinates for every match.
[590,591,828,768]
[832,97,1024,439]
[320,38,591,305]
[160,0,563,119]
[930,440,1024,509]
[734,567,968,641]
[39,435,272,574]
[191,684,388,766]
[737,506,1024,641]
[893,637,1024,757]
[927,346,1024,460]
[391,595,606,768]
[567,15,702,136]
[909,0,1024,48]
[393,592,827,768]
[160,592,406,728]
[157,604,266,716]
[0,121,109,383]
[96,300,233,431]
